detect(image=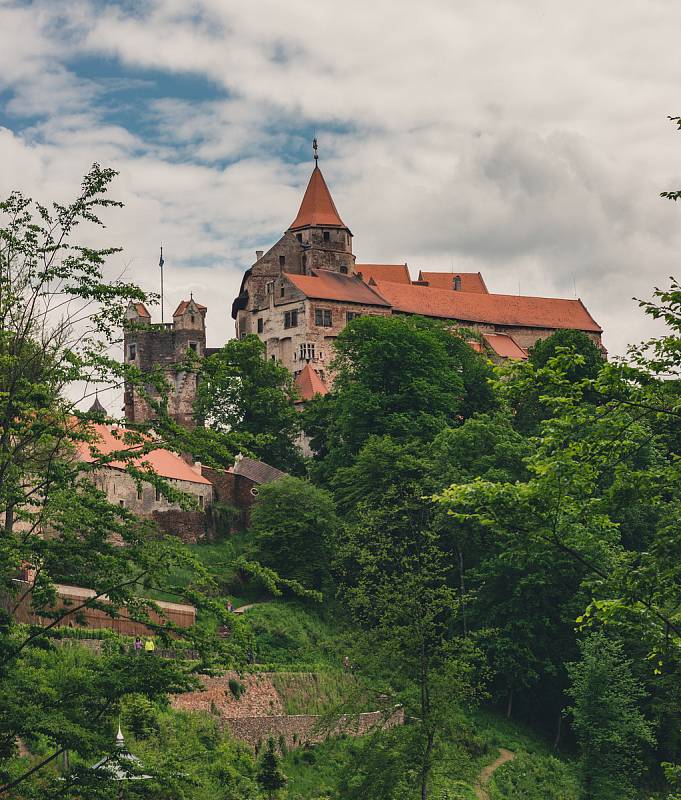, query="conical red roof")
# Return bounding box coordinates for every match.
[289,166,346,230]
[294,363,329,401]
